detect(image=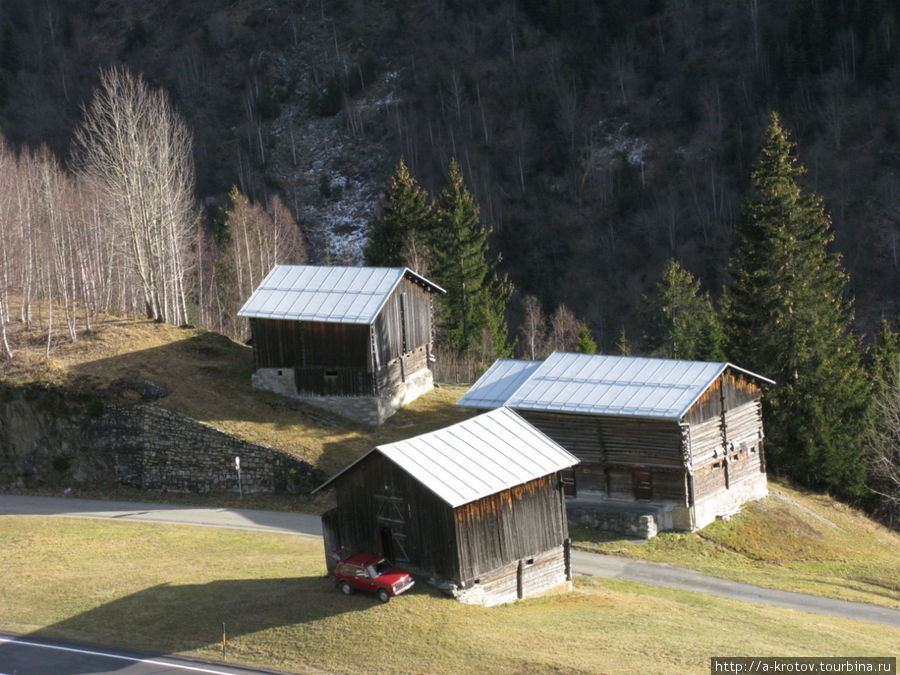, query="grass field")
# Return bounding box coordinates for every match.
[1,516,897,674]
[570,481,900,610]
